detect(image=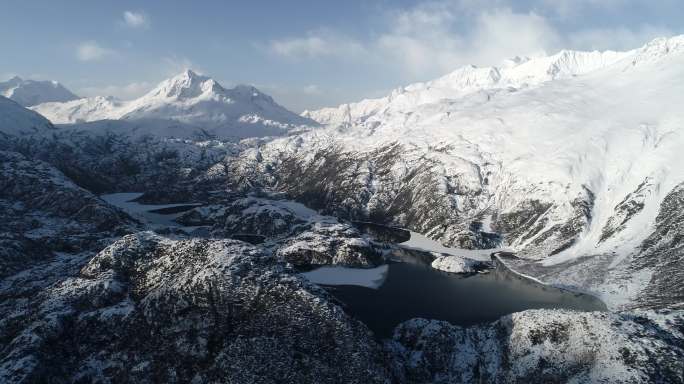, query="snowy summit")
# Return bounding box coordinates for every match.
[32,69,317,139]
[0,76,79,107]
